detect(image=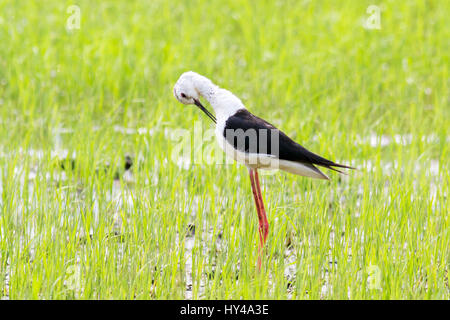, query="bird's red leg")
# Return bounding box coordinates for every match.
[249,169,263,245]
[254,169,269,246]
[249,168,269,270]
